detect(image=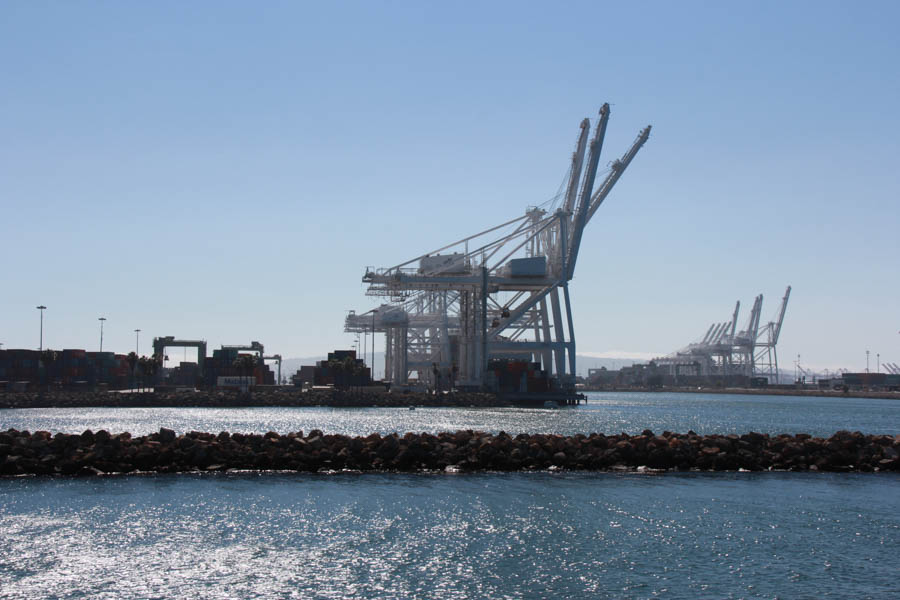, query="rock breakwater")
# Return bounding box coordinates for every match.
[2,429,898,476]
